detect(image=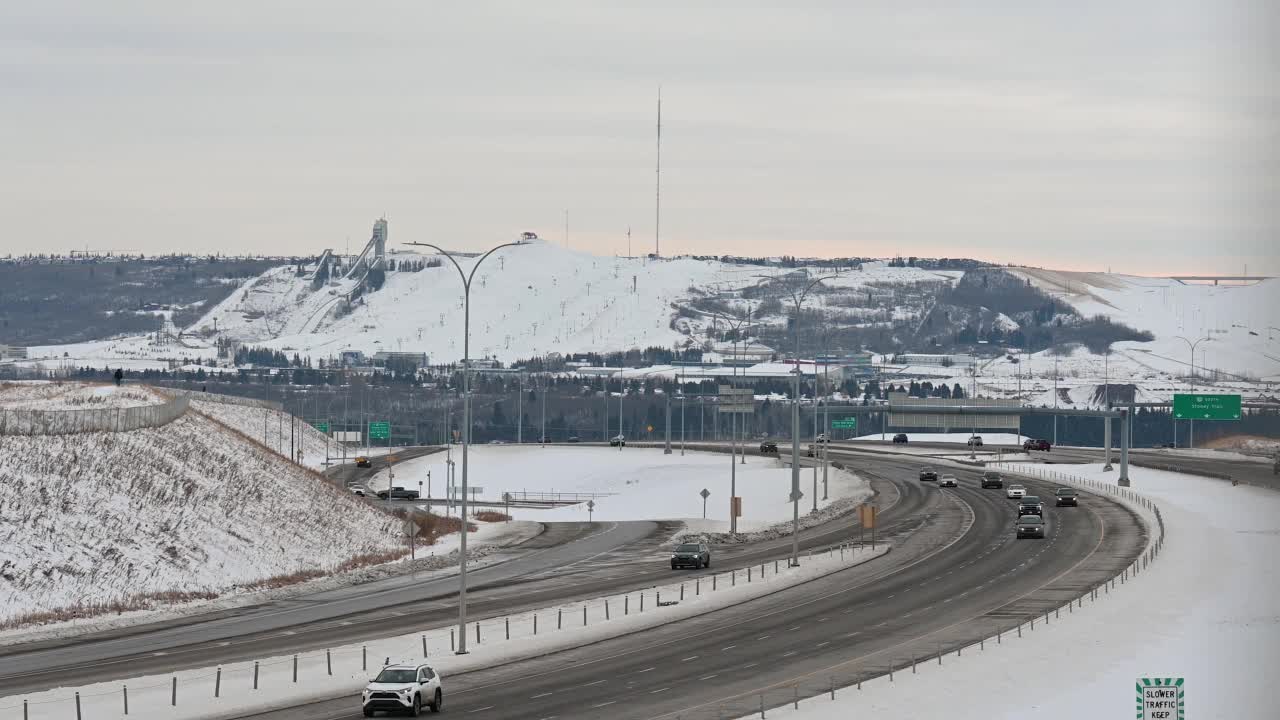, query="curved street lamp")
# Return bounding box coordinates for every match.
[405,237,526,655]
[763,270,840,567]
[1173,335,1211,378]
[711,306,755,536]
